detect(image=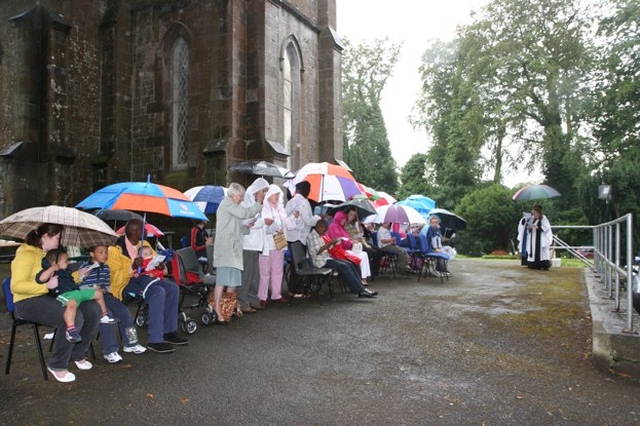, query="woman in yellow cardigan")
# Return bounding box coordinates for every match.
[10,223,101,382]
